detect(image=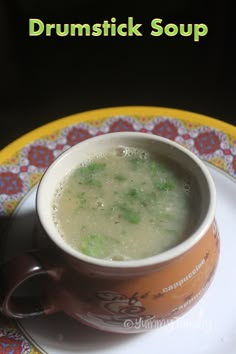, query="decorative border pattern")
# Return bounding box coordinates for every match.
[0,115,236,215]
[0,109,236,353]
[0,323,37,354]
